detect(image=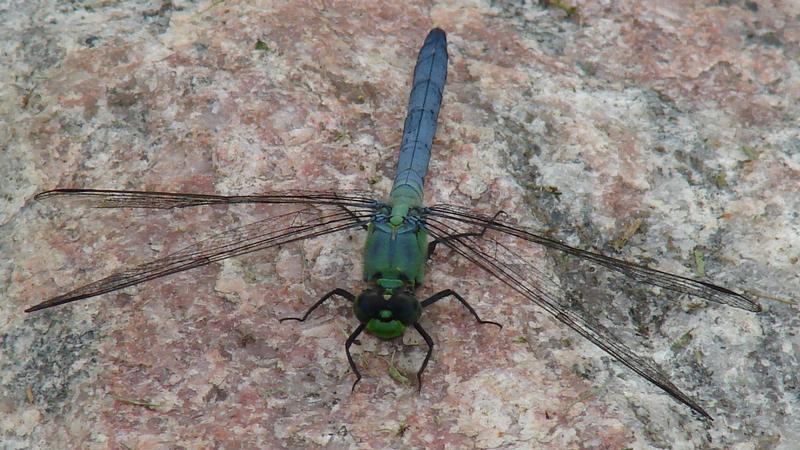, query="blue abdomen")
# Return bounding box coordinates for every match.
[390,28,448,205]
